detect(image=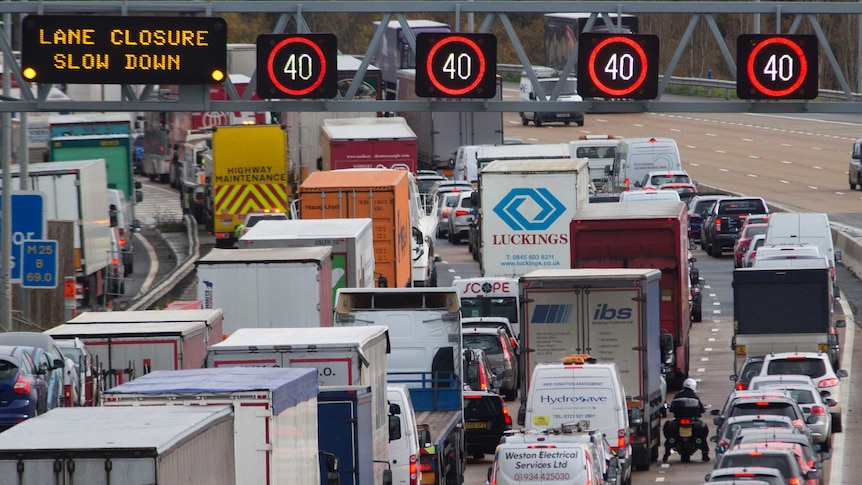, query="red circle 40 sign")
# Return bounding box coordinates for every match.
[256,33,338,99]
[736,34,818,100]
[577,33,660,99]
[415,33,497,98]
